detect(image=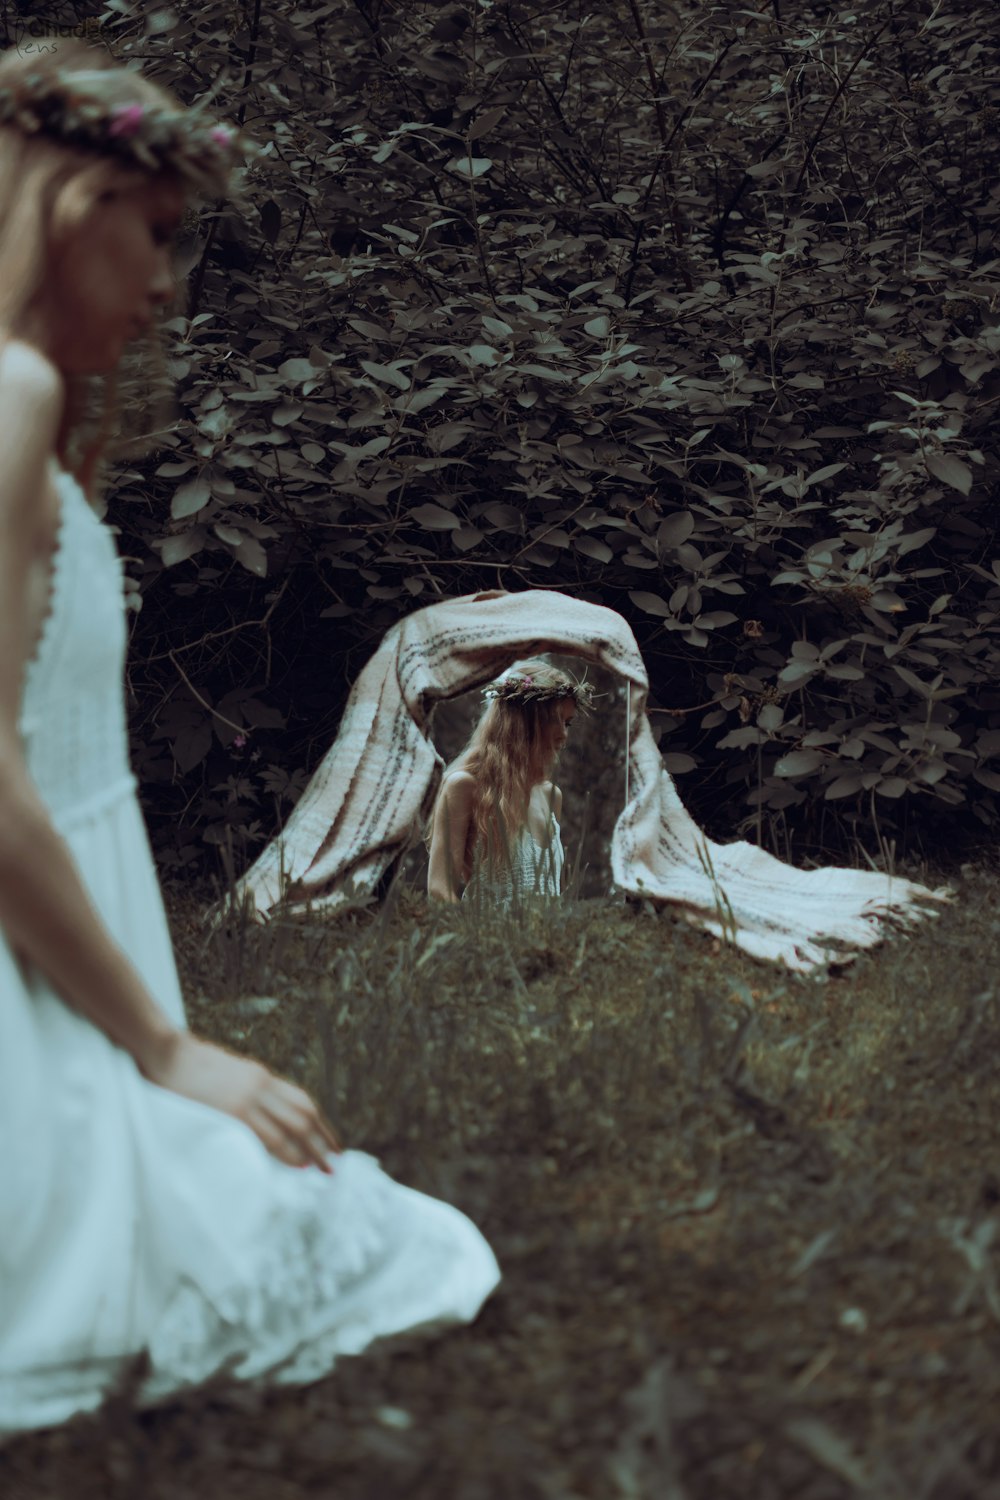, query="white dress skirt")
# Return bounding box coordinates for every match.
[0,468,499,1435]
